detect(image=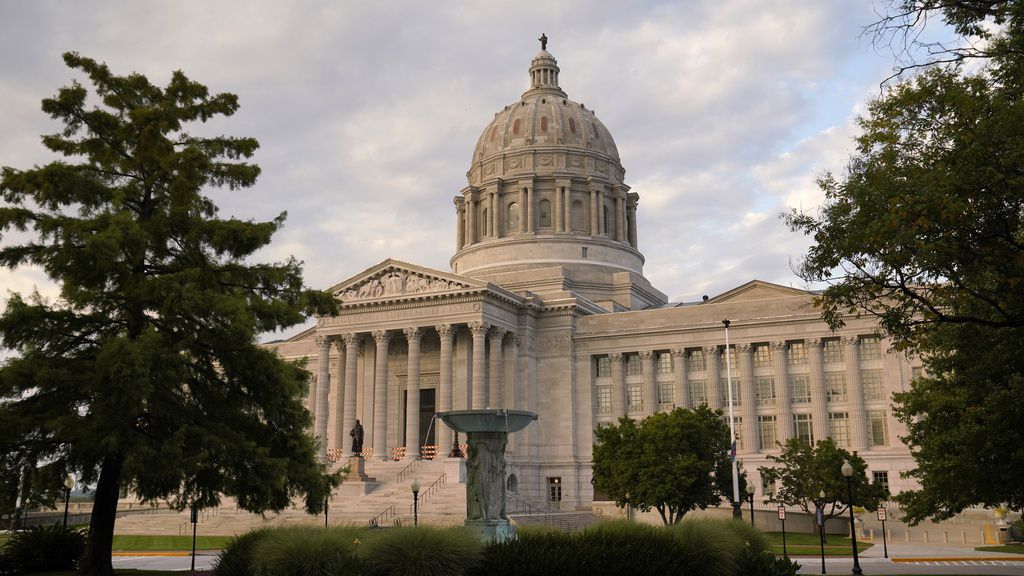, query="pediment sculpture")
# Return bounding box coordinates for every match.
[337,268,470,301]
